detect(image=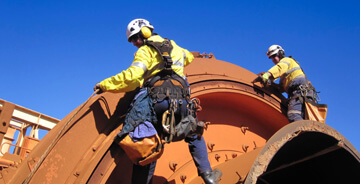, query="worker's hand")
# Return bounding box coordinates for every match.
[252,72,265,84]
[93,83,103,94]
[261,72,271,84]
[252,76,263,83]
